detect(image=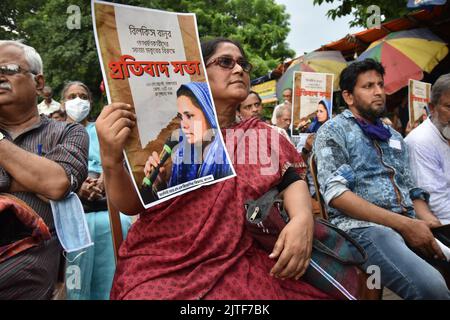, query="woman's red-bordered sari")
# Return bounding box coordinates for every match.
[111,118,331,300]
